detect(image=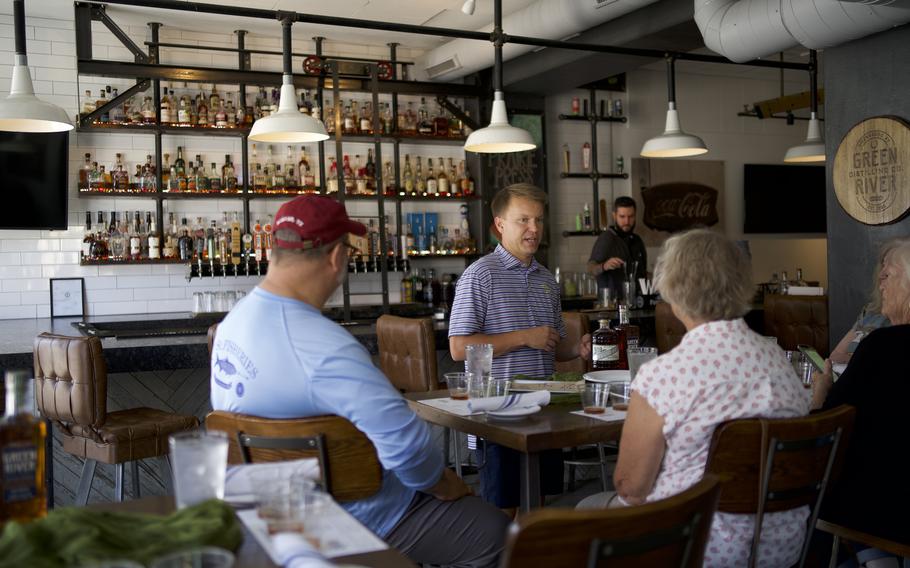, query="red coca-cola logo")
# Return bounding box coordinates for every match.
[641,183,719,232]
